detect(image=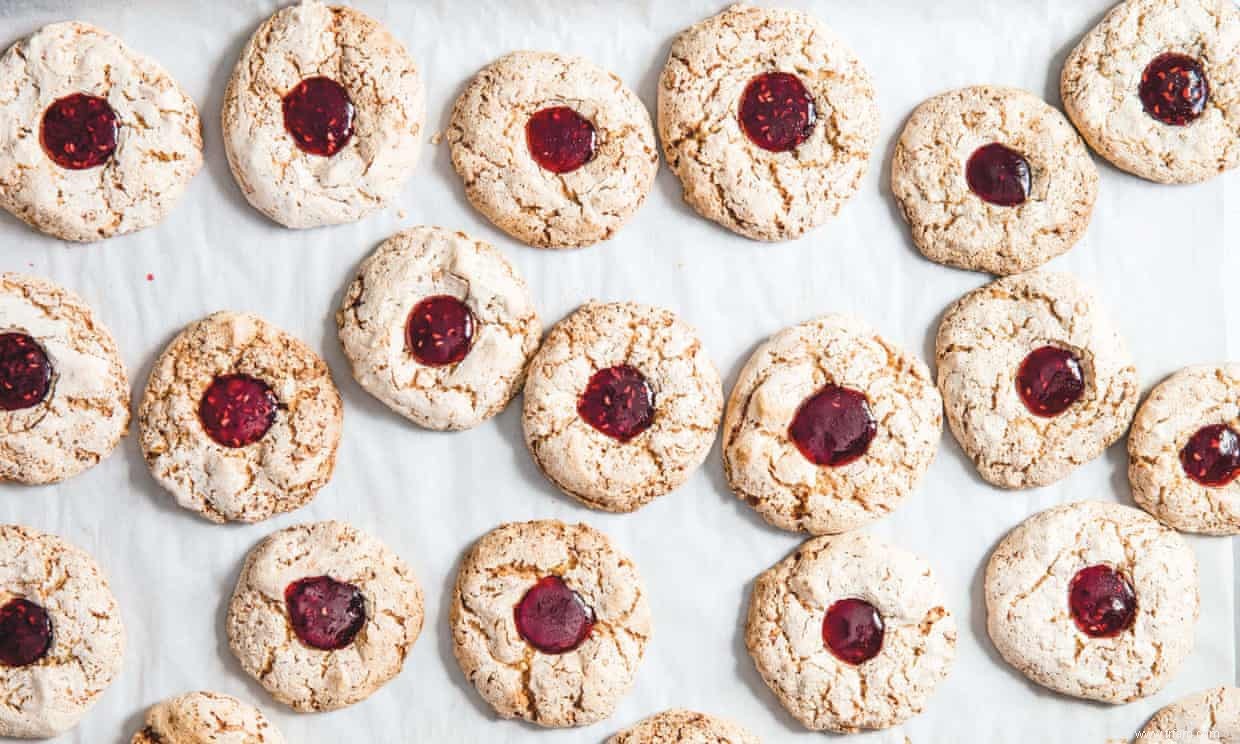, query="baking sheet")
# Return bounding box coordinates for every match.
[0,1,1235,742]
